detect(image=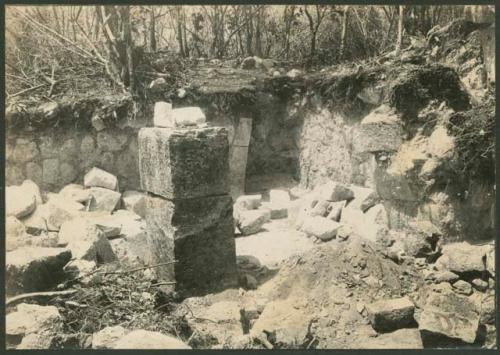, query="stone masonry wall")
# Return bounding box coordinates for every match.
[6,125,141,192]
